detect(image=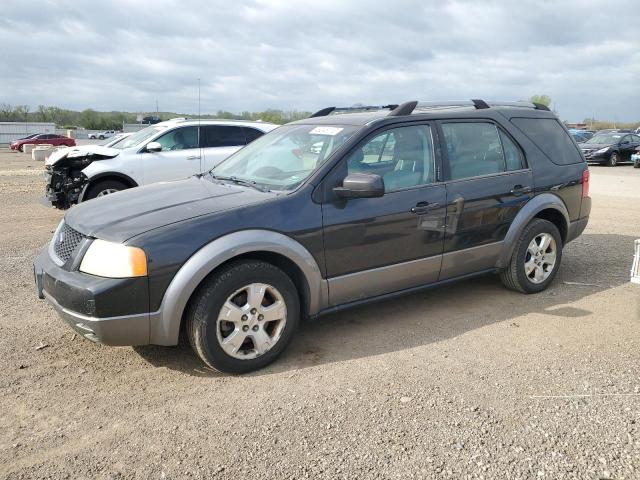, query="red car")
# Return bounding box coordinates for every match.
[10,133,76,151]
